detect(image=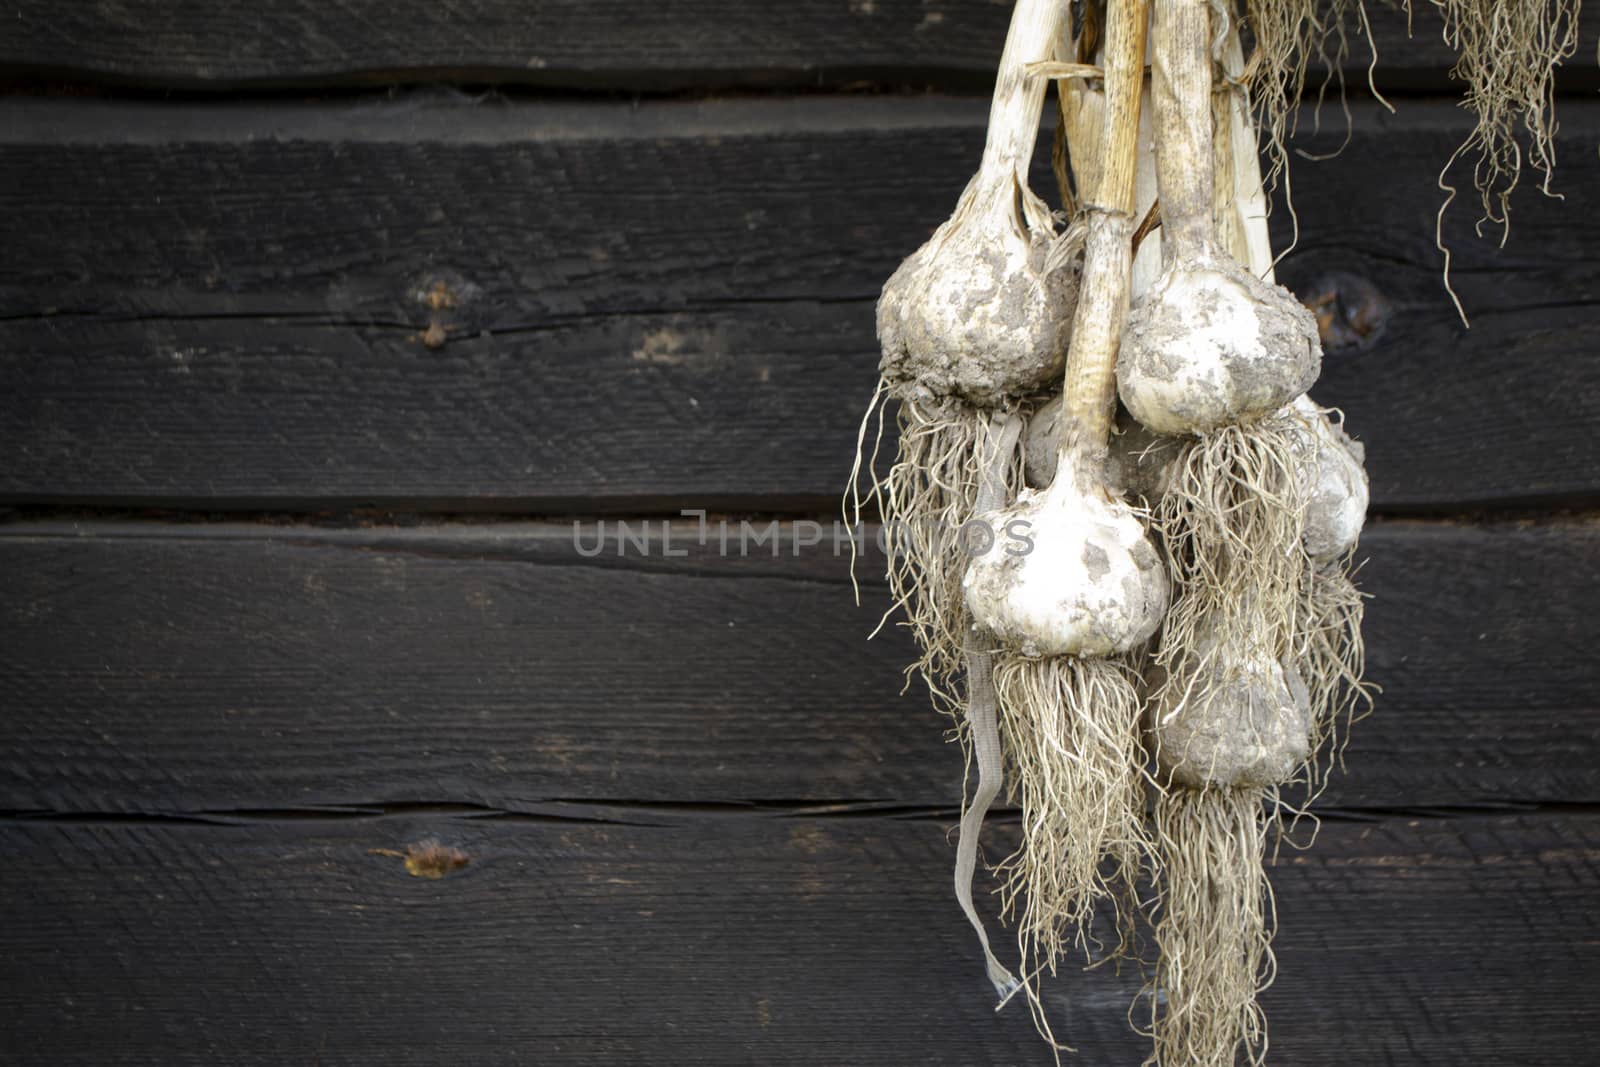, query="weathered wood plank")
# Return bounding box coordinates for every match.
[0,810,1593,1065]
[0,519,1593,815]
[2,0,1594,92]
[1272,106,1600,511]
[1,97,1595,510]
